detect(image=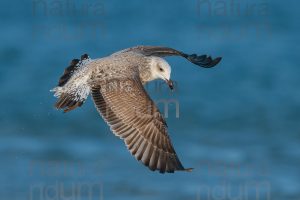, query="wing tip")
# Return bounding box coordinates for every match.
[185,53,222,68]
[54,94,84,113]
[211,57,222,67]
[156,167,193,174]
[182,167,193,172]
